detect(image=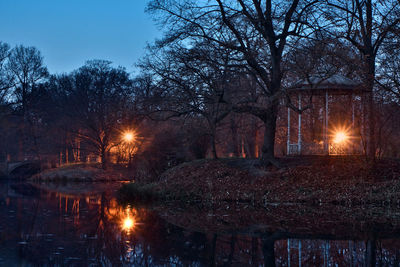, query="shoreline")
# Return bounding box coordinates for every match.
[118,156,400,206]
[30,163,133,182]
